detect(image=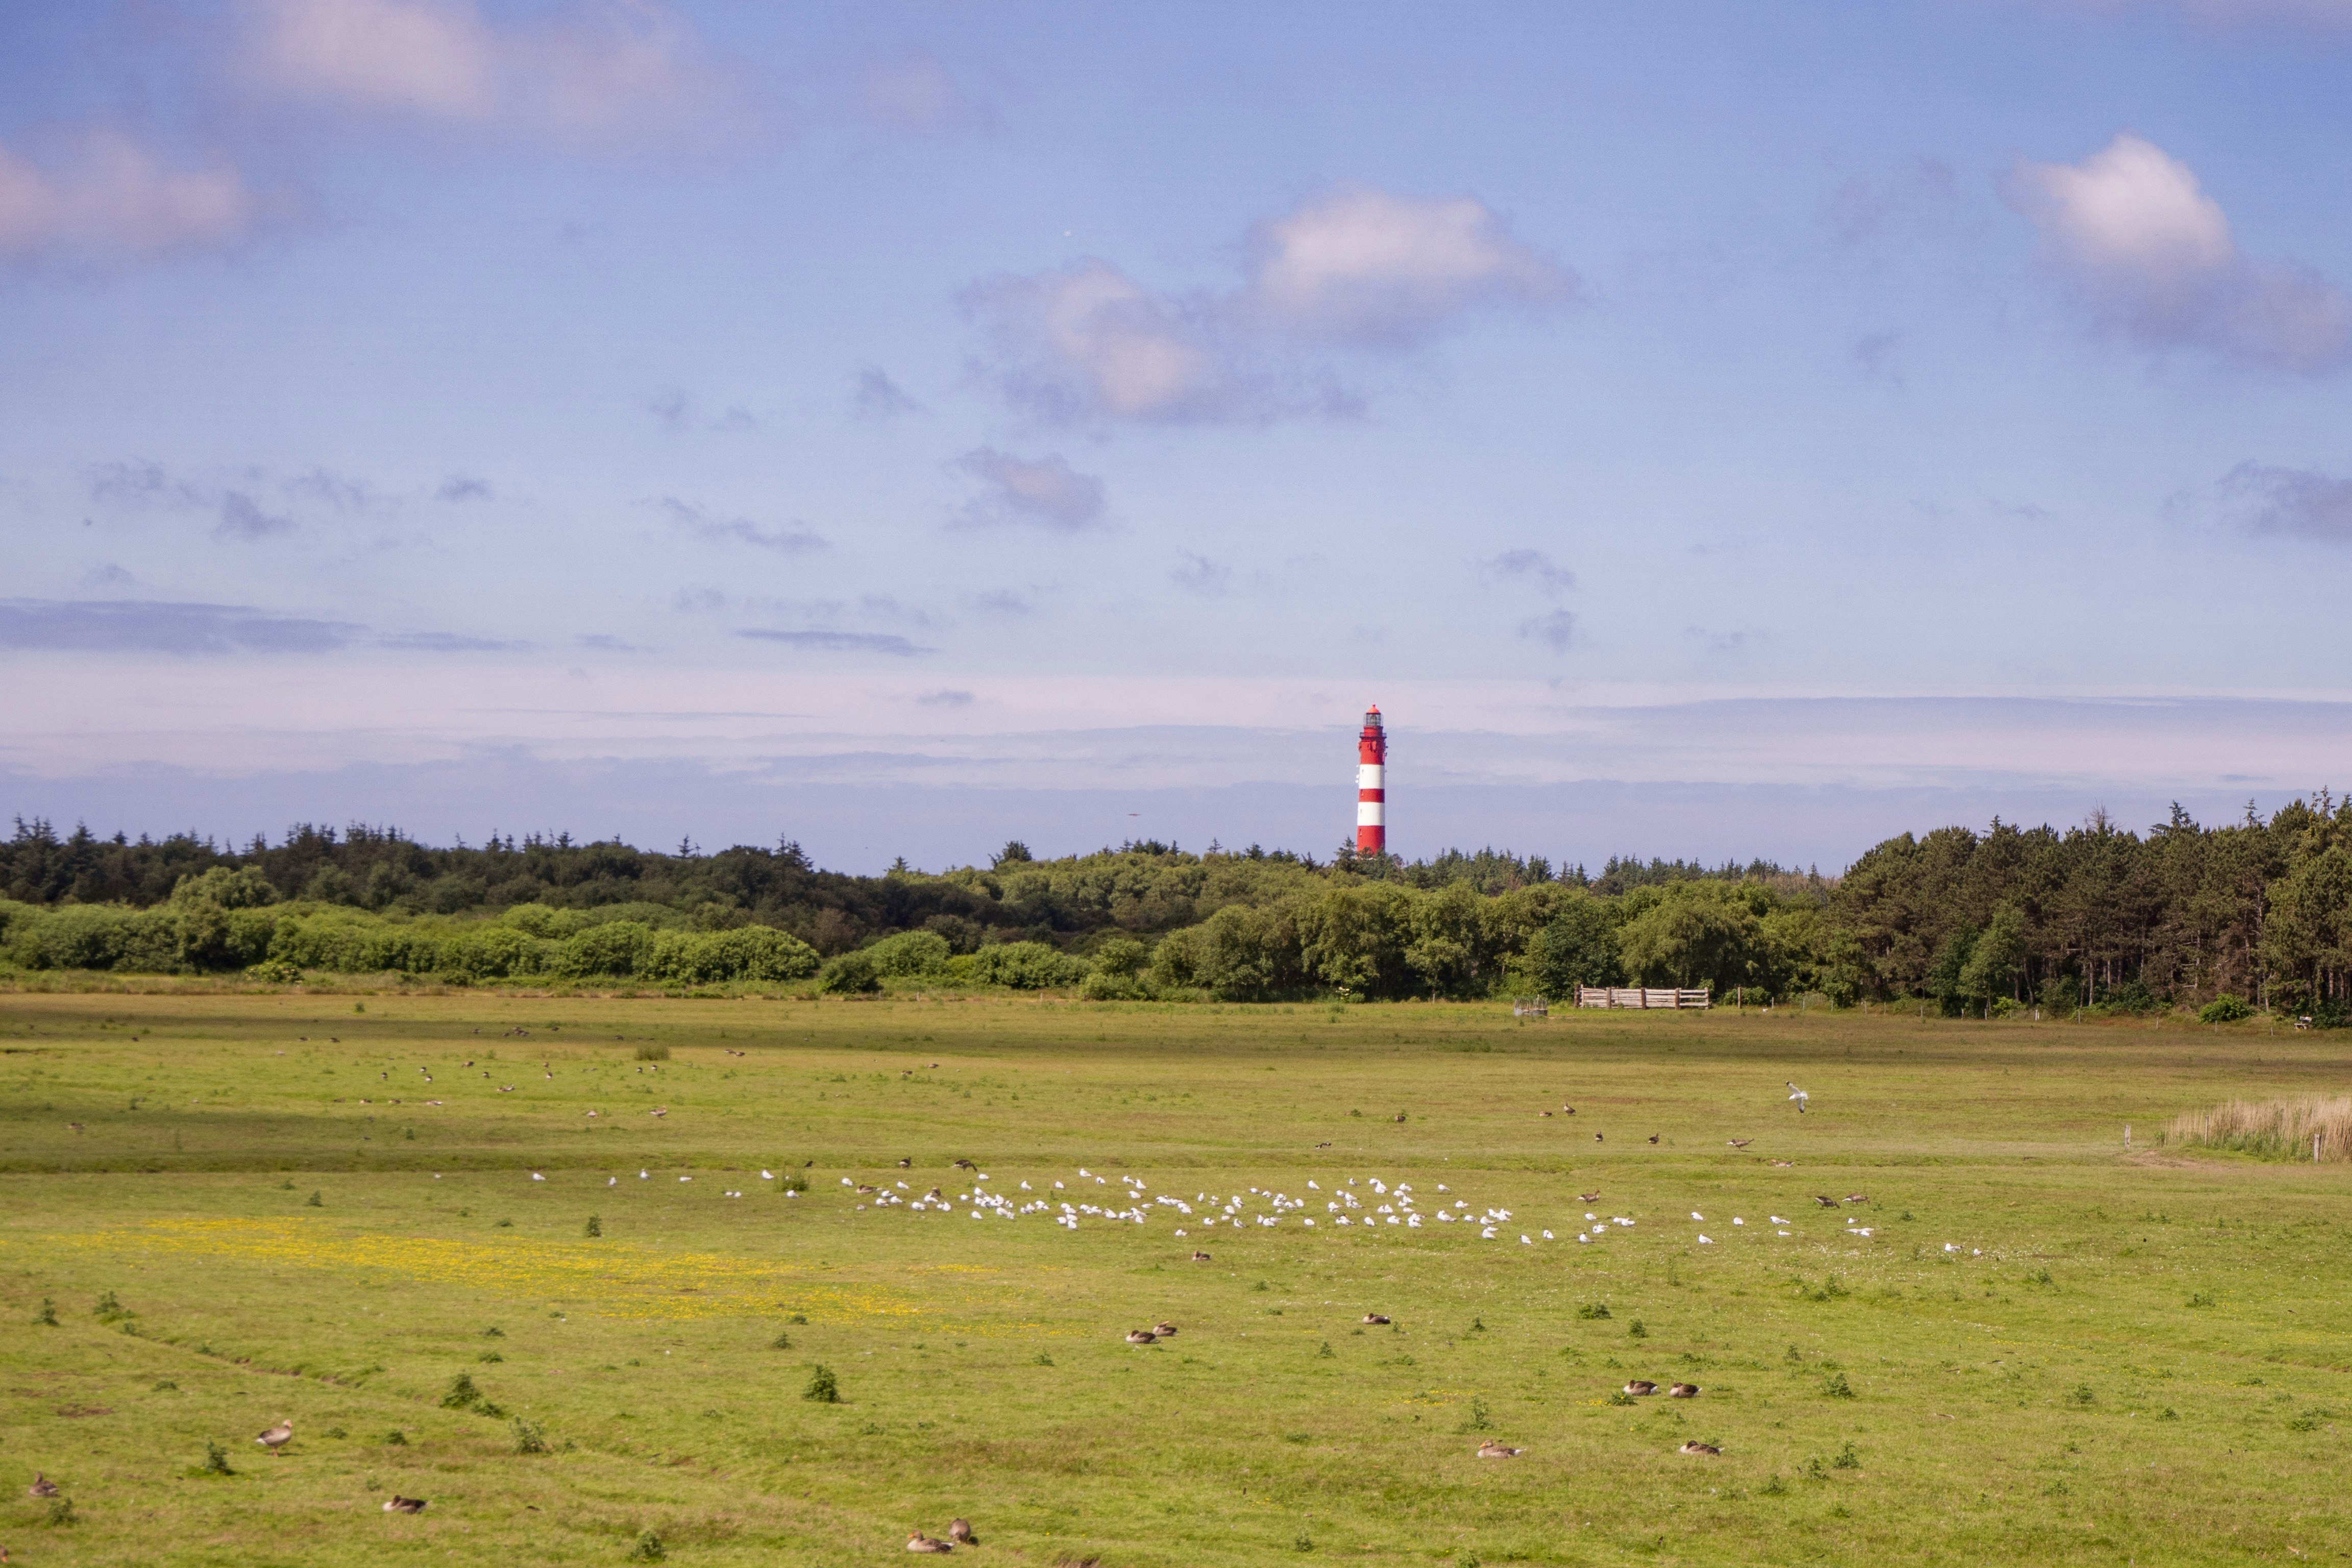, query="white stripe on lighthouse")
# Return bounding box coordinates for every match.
[1357,800,1385,827]
[1356,764,1384,791]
